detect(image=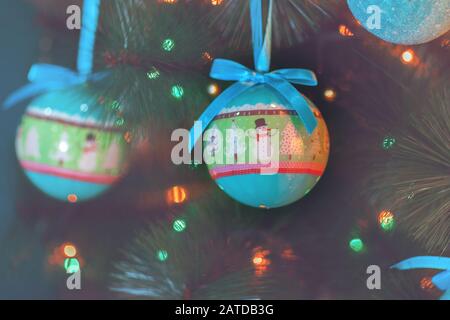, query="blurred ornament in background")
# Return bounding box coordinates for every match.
[15,87,130,202]
[347,0,450,45]
[208,0,340,48]
[204,85,330,208]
